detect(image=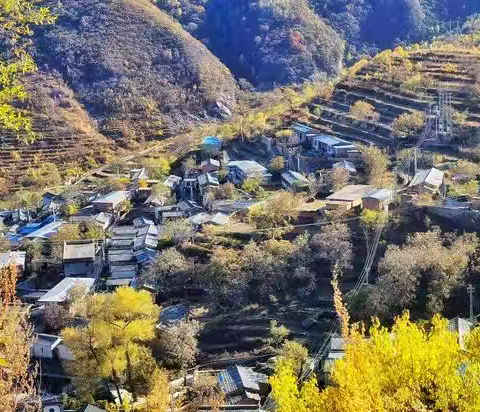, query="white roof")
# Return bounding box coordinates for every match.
[198,172,219,187]
[363,188,393,201]
[92,191,127,205]
[210,212,230,226]
[0,251,26,269]
[227,160,268,174]
[410,168,444,189]
[38,277,95,303]
[313,135,349,147]
[327,185,373,202]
